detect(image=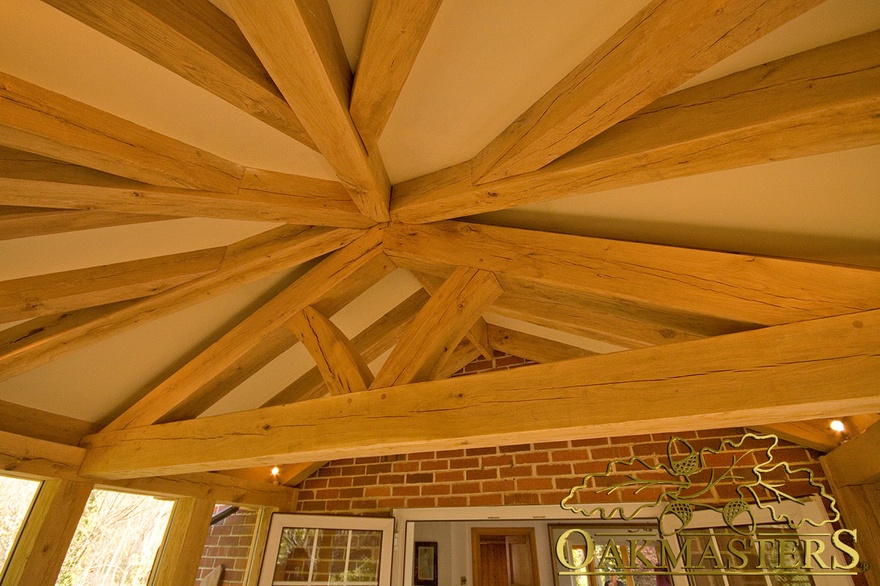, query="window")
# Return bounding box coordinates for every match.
[0,475,41,574]
[55,488,175,585]
[259,514,394,586]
